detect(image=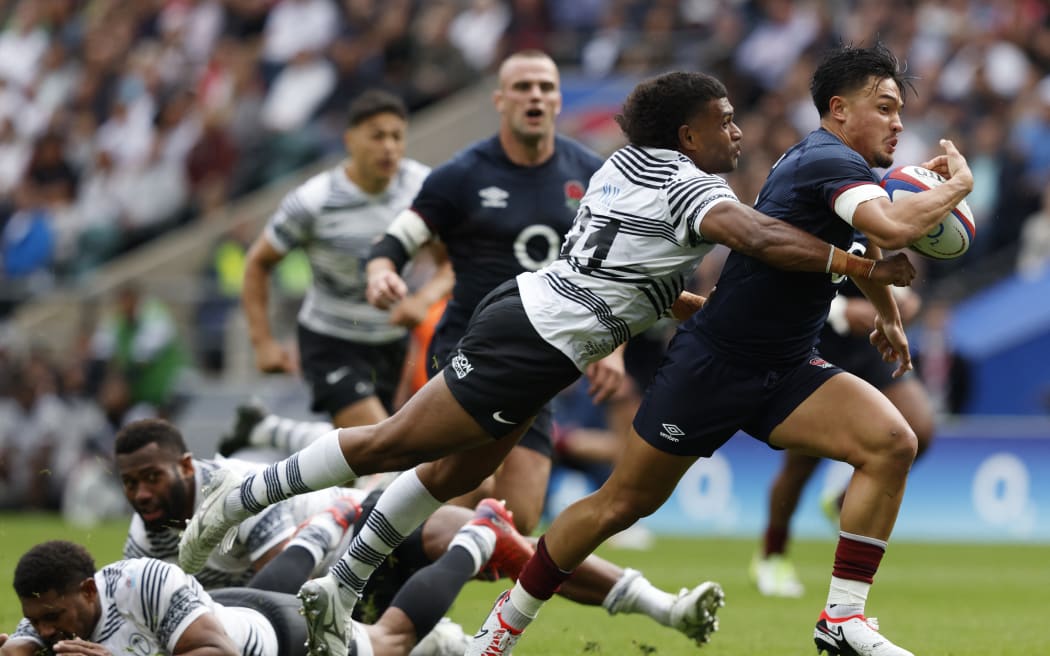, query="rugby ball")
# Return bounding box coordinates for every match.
[880,165,975,260]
